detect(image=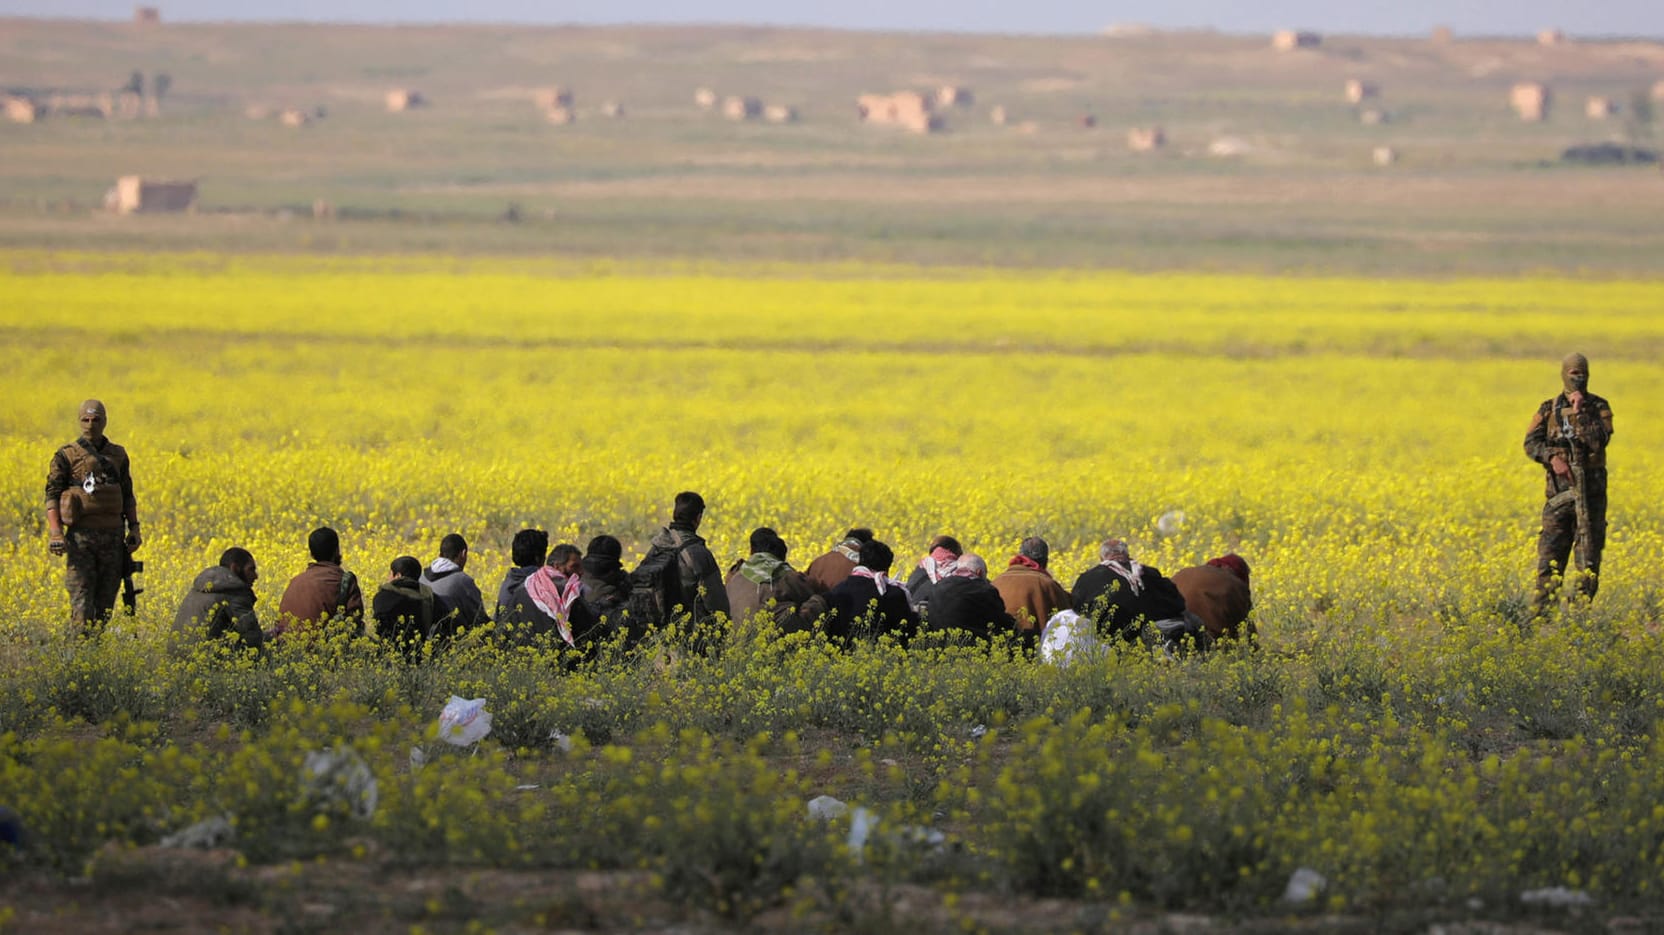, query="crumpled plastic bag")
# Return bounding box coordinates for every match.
[438,695,492,746]
[302,746,378,820]
[1040,610,1104,667]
